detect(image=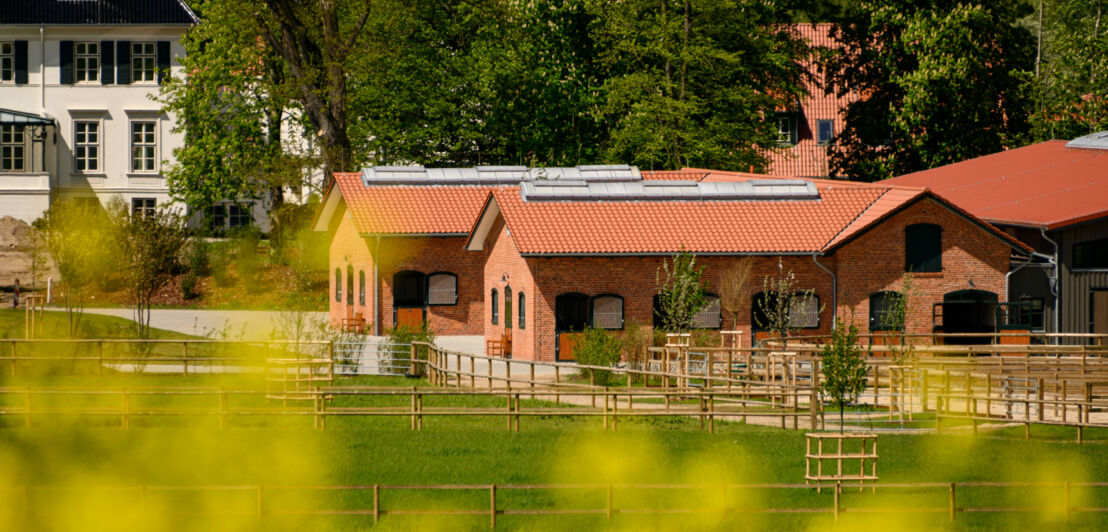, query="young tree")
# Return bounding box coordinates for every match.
[878,273,919,365]
[110,202,188,341]
[655,252,708,332]
[38,201,114,336]
[19,222,50,292]
[825,1,1034,181]
[755,258,816,349]
[820,319,869,432]
[718,259,754,329]
[592,0,811,170]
